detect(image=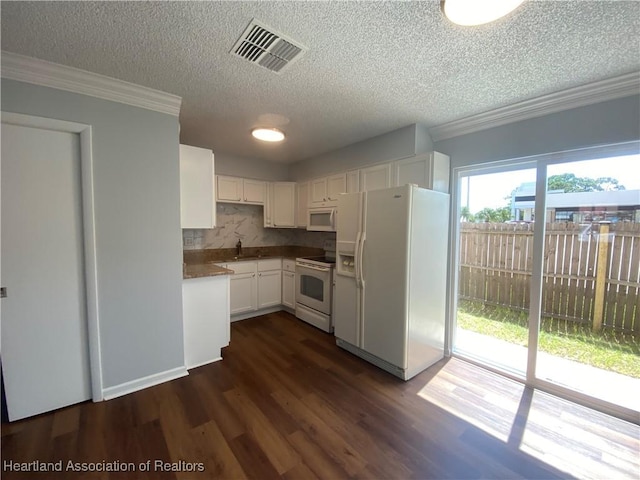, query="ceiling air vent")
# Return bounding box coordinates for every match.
[231,19,306,74]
